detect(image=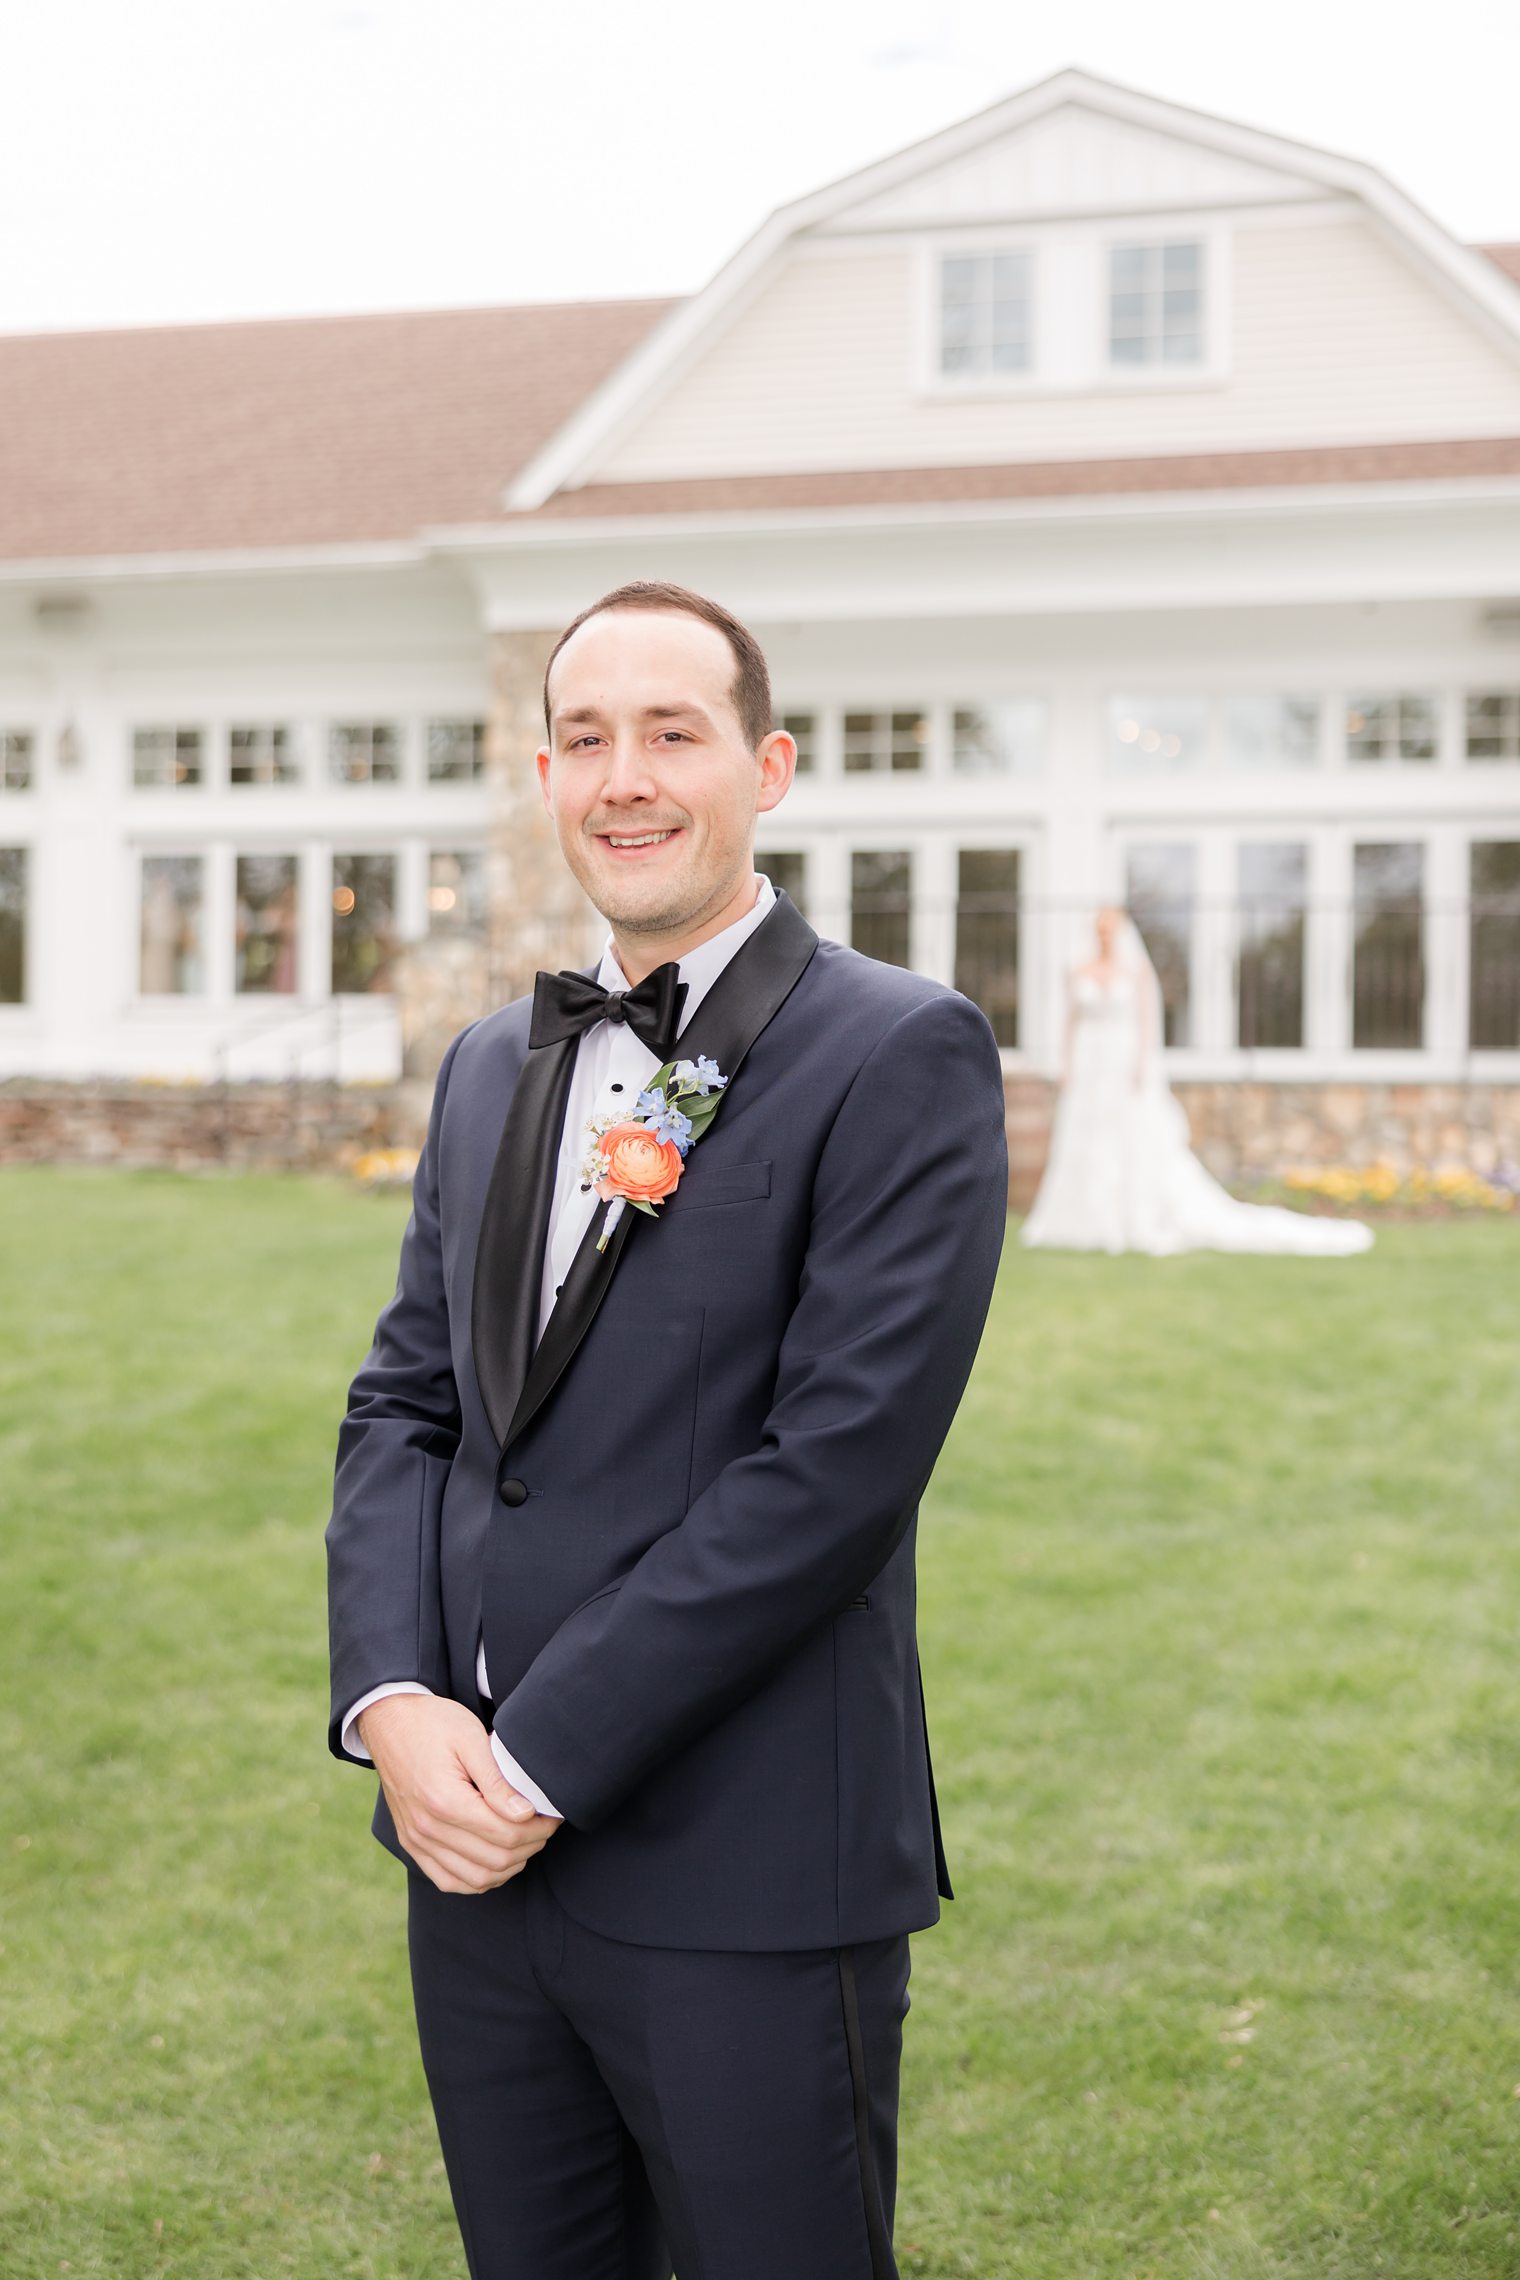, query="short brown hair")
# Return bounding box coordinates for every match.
[542,581,773,751]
